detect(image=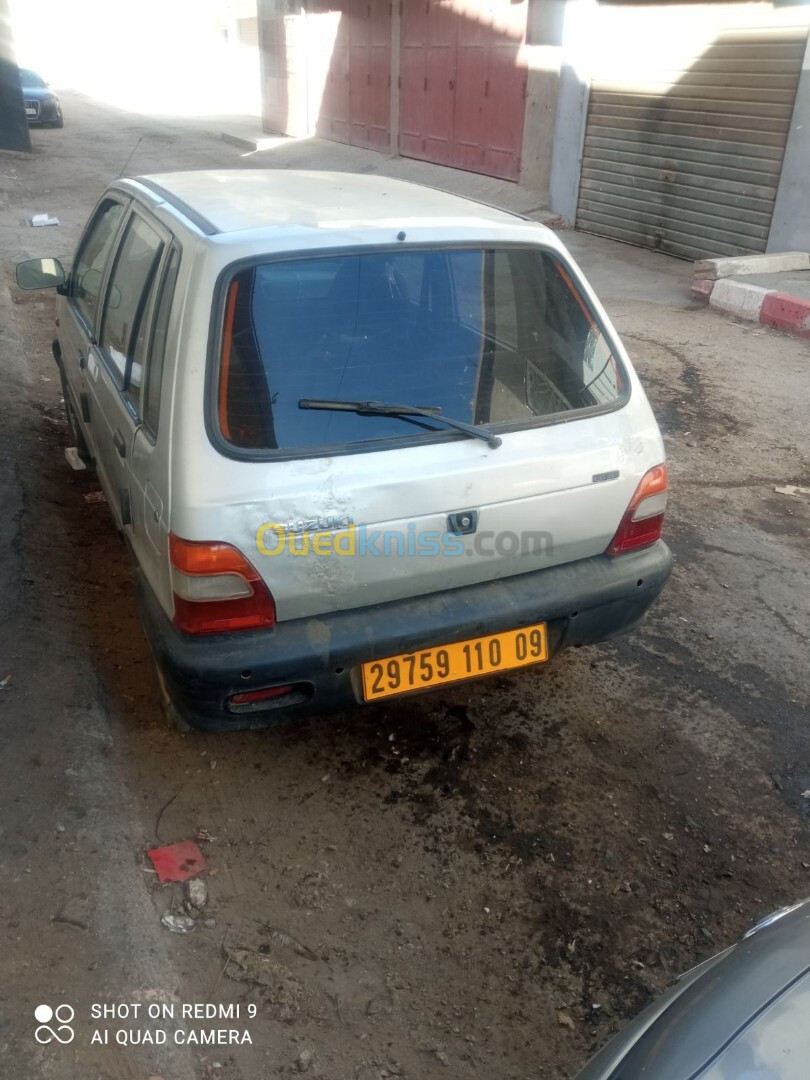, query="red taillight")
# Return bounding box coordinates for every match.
[169,534,276,635]
[229,685,293,706]
[606,465,668,556]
